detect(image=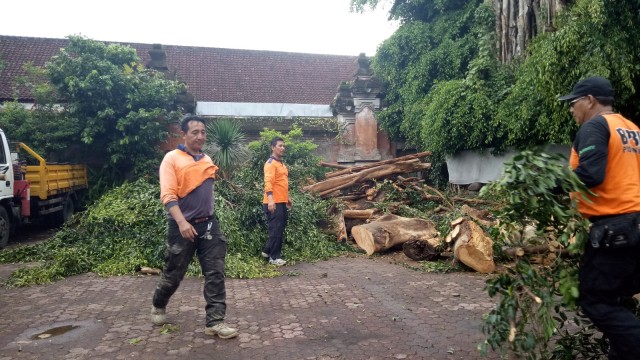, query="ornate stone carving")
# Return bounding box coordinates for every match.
[331,81,355,116]
[147,44,169,71]
[330,53,390,164]
[146,44,195,114]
